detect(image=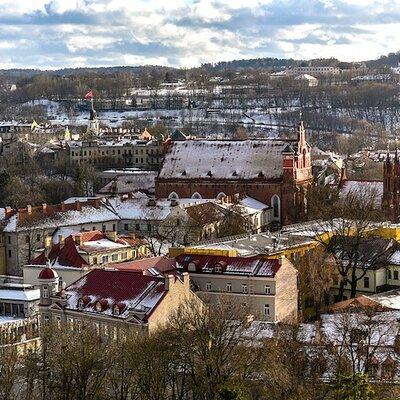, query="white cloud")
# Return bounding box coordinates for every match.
[0,0,399,69]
